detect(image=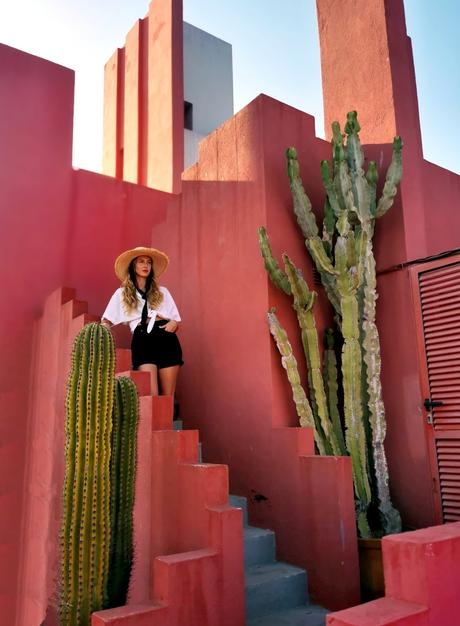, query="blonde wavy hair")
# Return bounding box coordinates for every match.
[121,259,163,313]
